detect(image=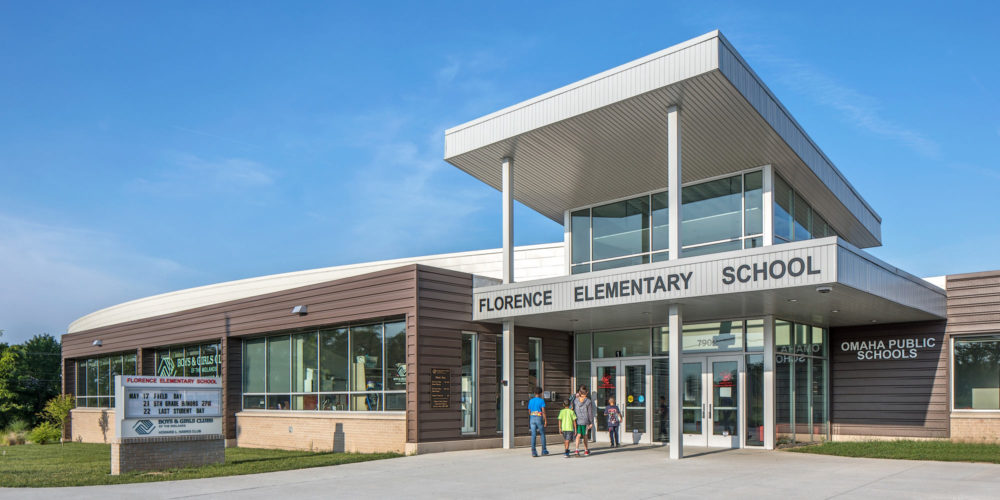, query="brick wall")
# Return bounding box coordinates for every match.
[236,412,405,453]
[950,413,1000,443]
[70,408,116,443]
[112,434,225,474]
